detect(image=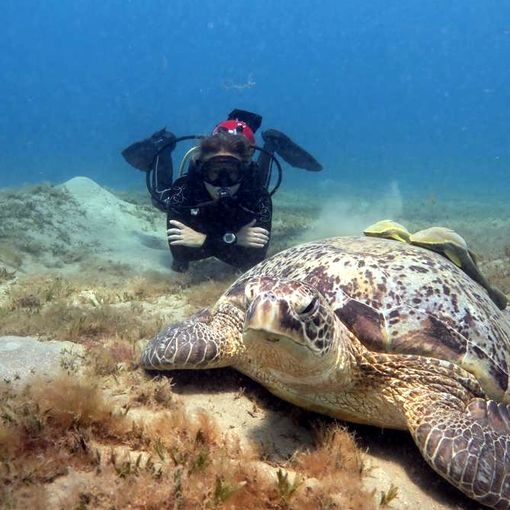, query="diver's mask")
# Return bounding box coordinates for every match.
[200,155,246,200]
